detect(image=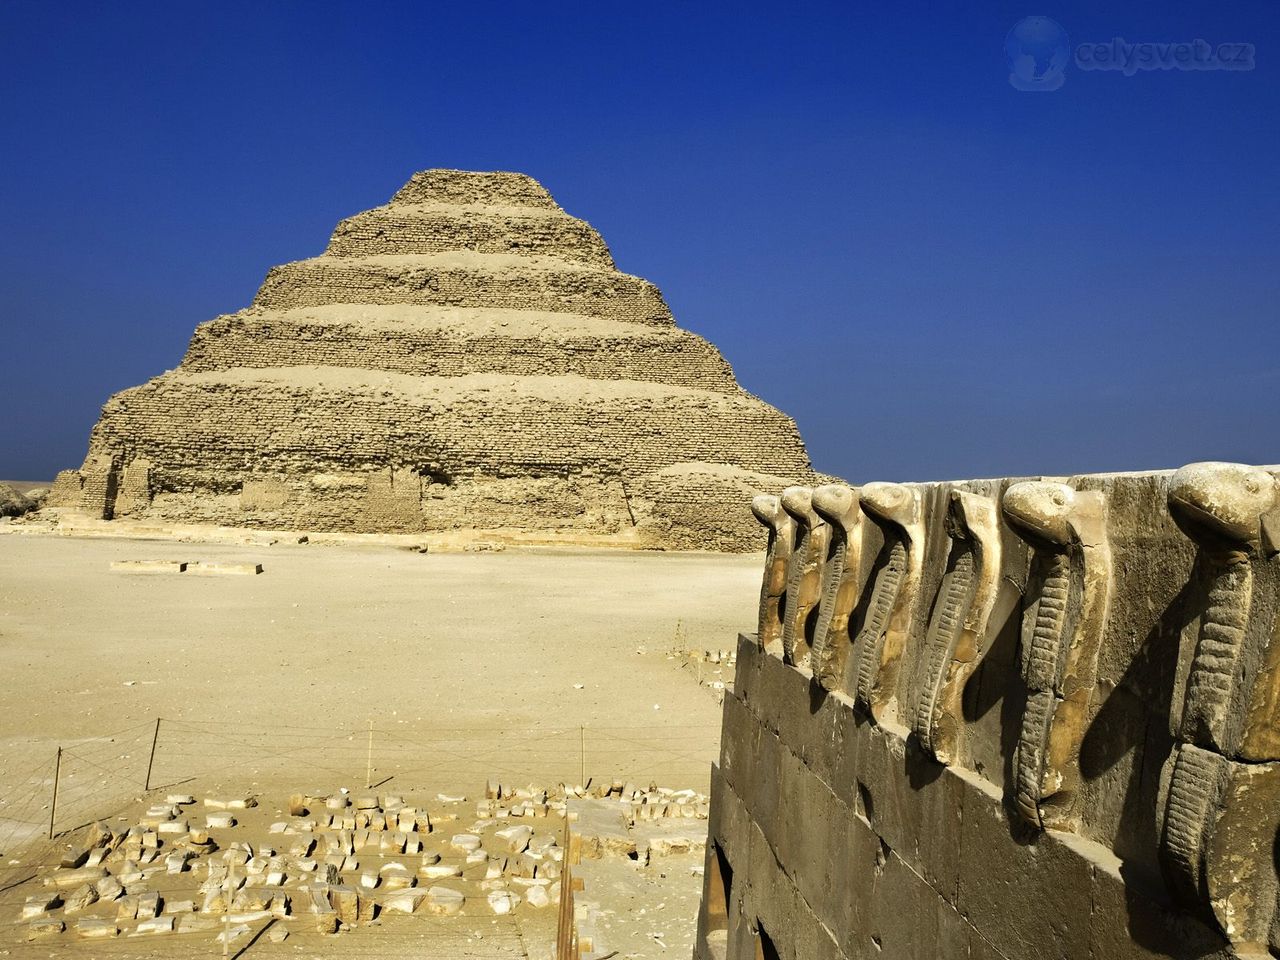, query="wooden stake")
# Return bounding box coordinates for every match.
[144,717,161,791]
[365,719,374,789]
[579,725,585,787]
[48,747,61,840]
[223,856,233,959]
